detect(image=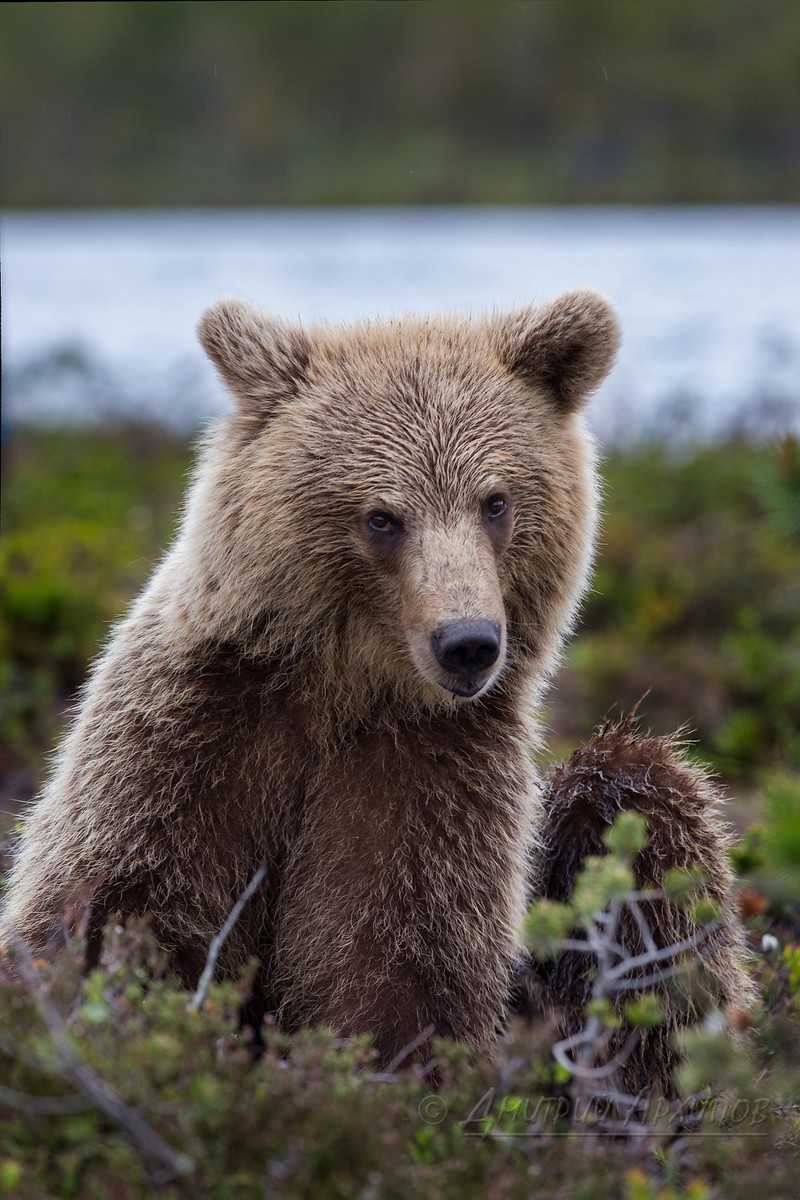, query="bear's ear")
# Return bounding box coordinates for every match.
[198,298,311,418]
[493,289,620,414]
